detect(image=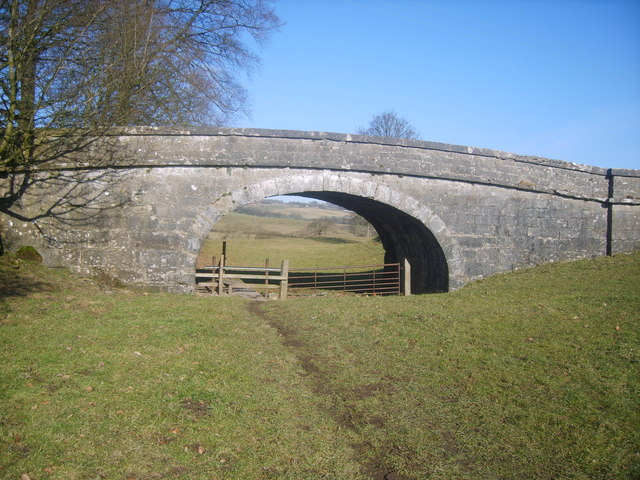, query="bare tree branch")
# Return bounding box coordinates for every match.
[0,0,280,252]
